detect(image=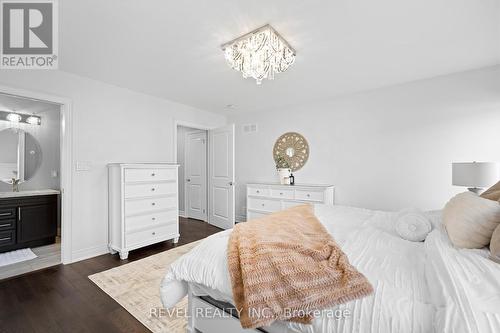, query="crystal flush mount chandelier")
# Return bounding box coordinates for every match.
[221,24,296,84]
